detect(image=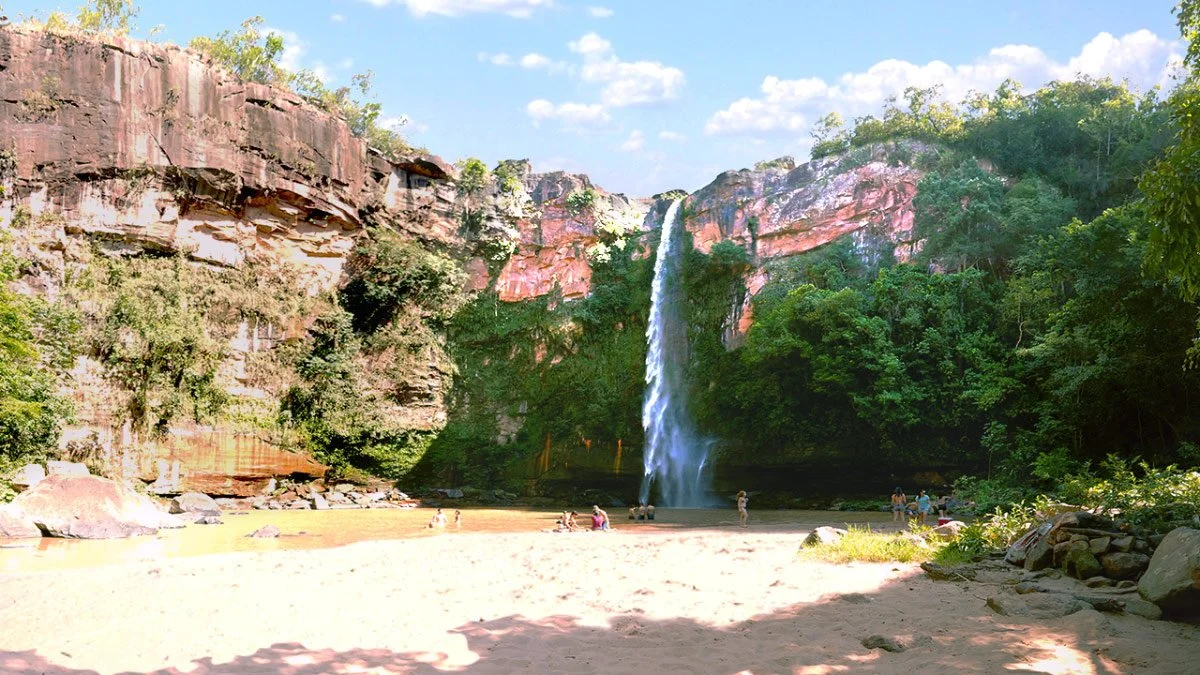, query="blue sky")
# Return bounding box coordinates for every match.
[4,0,1186,196]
